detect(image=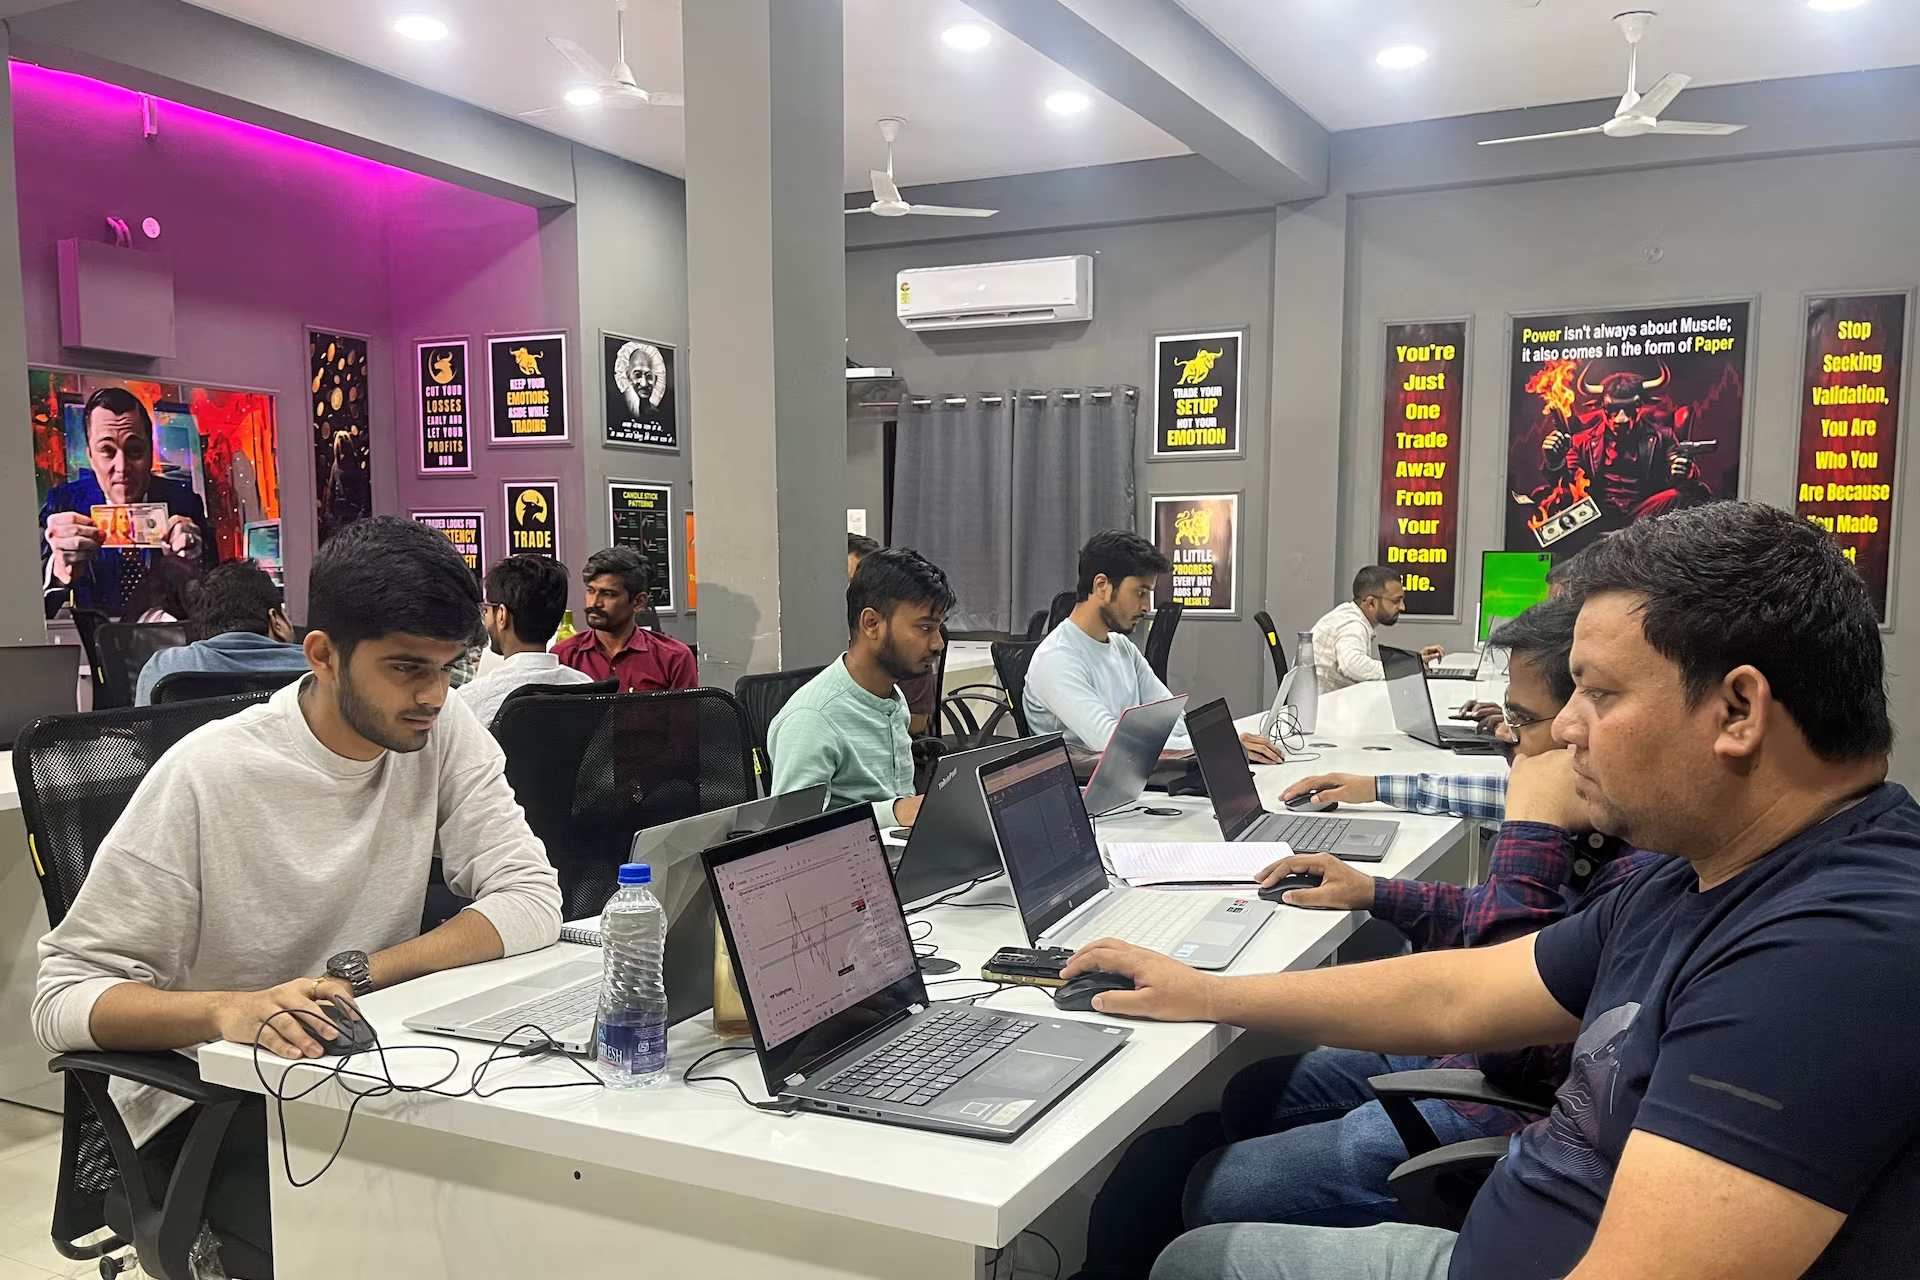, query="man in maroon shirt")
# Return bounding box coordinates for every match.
[553,547,697,693]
